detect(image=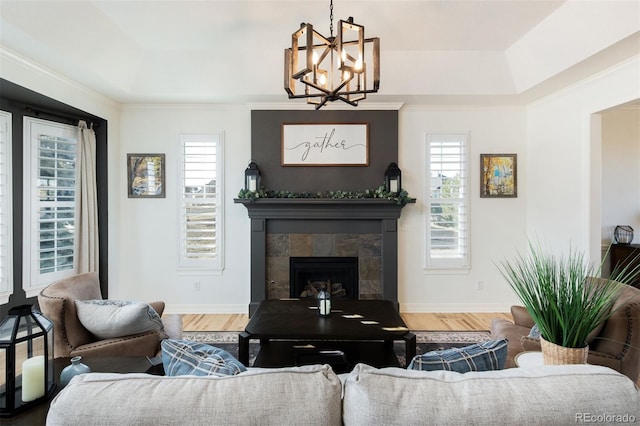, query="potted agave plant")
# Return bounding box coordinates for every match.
[498,241,640,365]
